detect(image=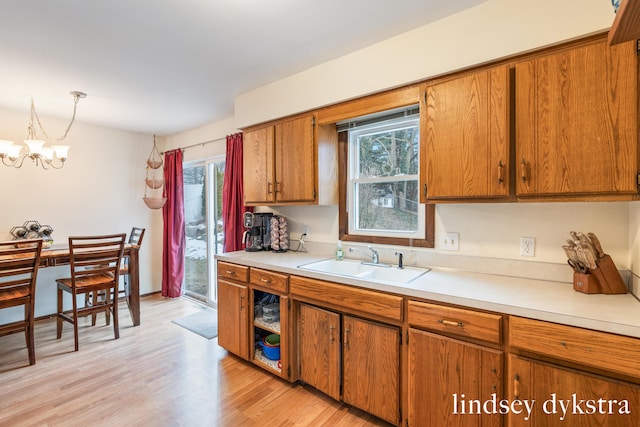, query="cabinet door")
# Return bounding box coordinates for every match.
[243,125,275,204]
[508,354,640,427]
[343,316,400,425]
[298,303,341,400]
[217,279,249,359]
[274,115,316,203]
[408,329,503,427]
[424,65,510,200]
[516,40,638,197]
